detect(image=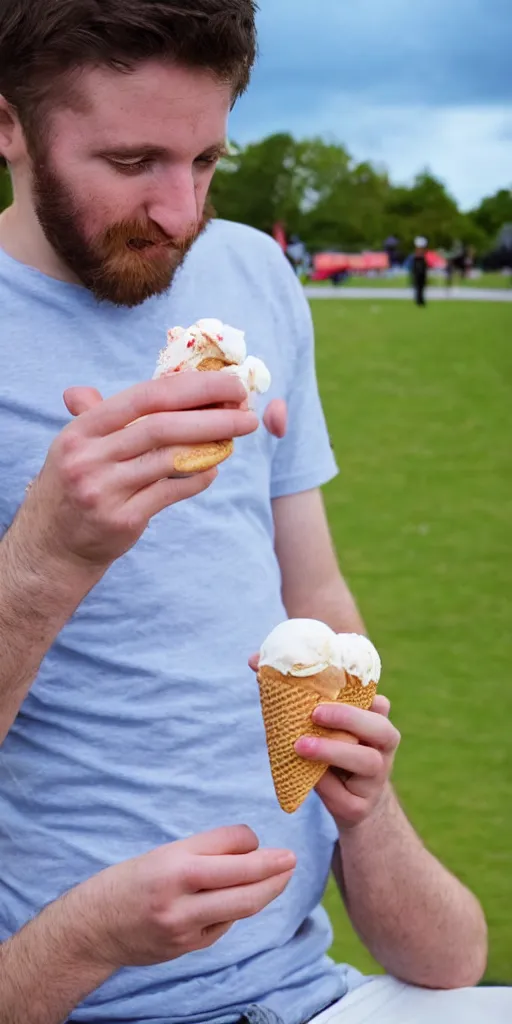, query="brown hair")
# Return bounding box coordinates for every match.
[0,0,257,163]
